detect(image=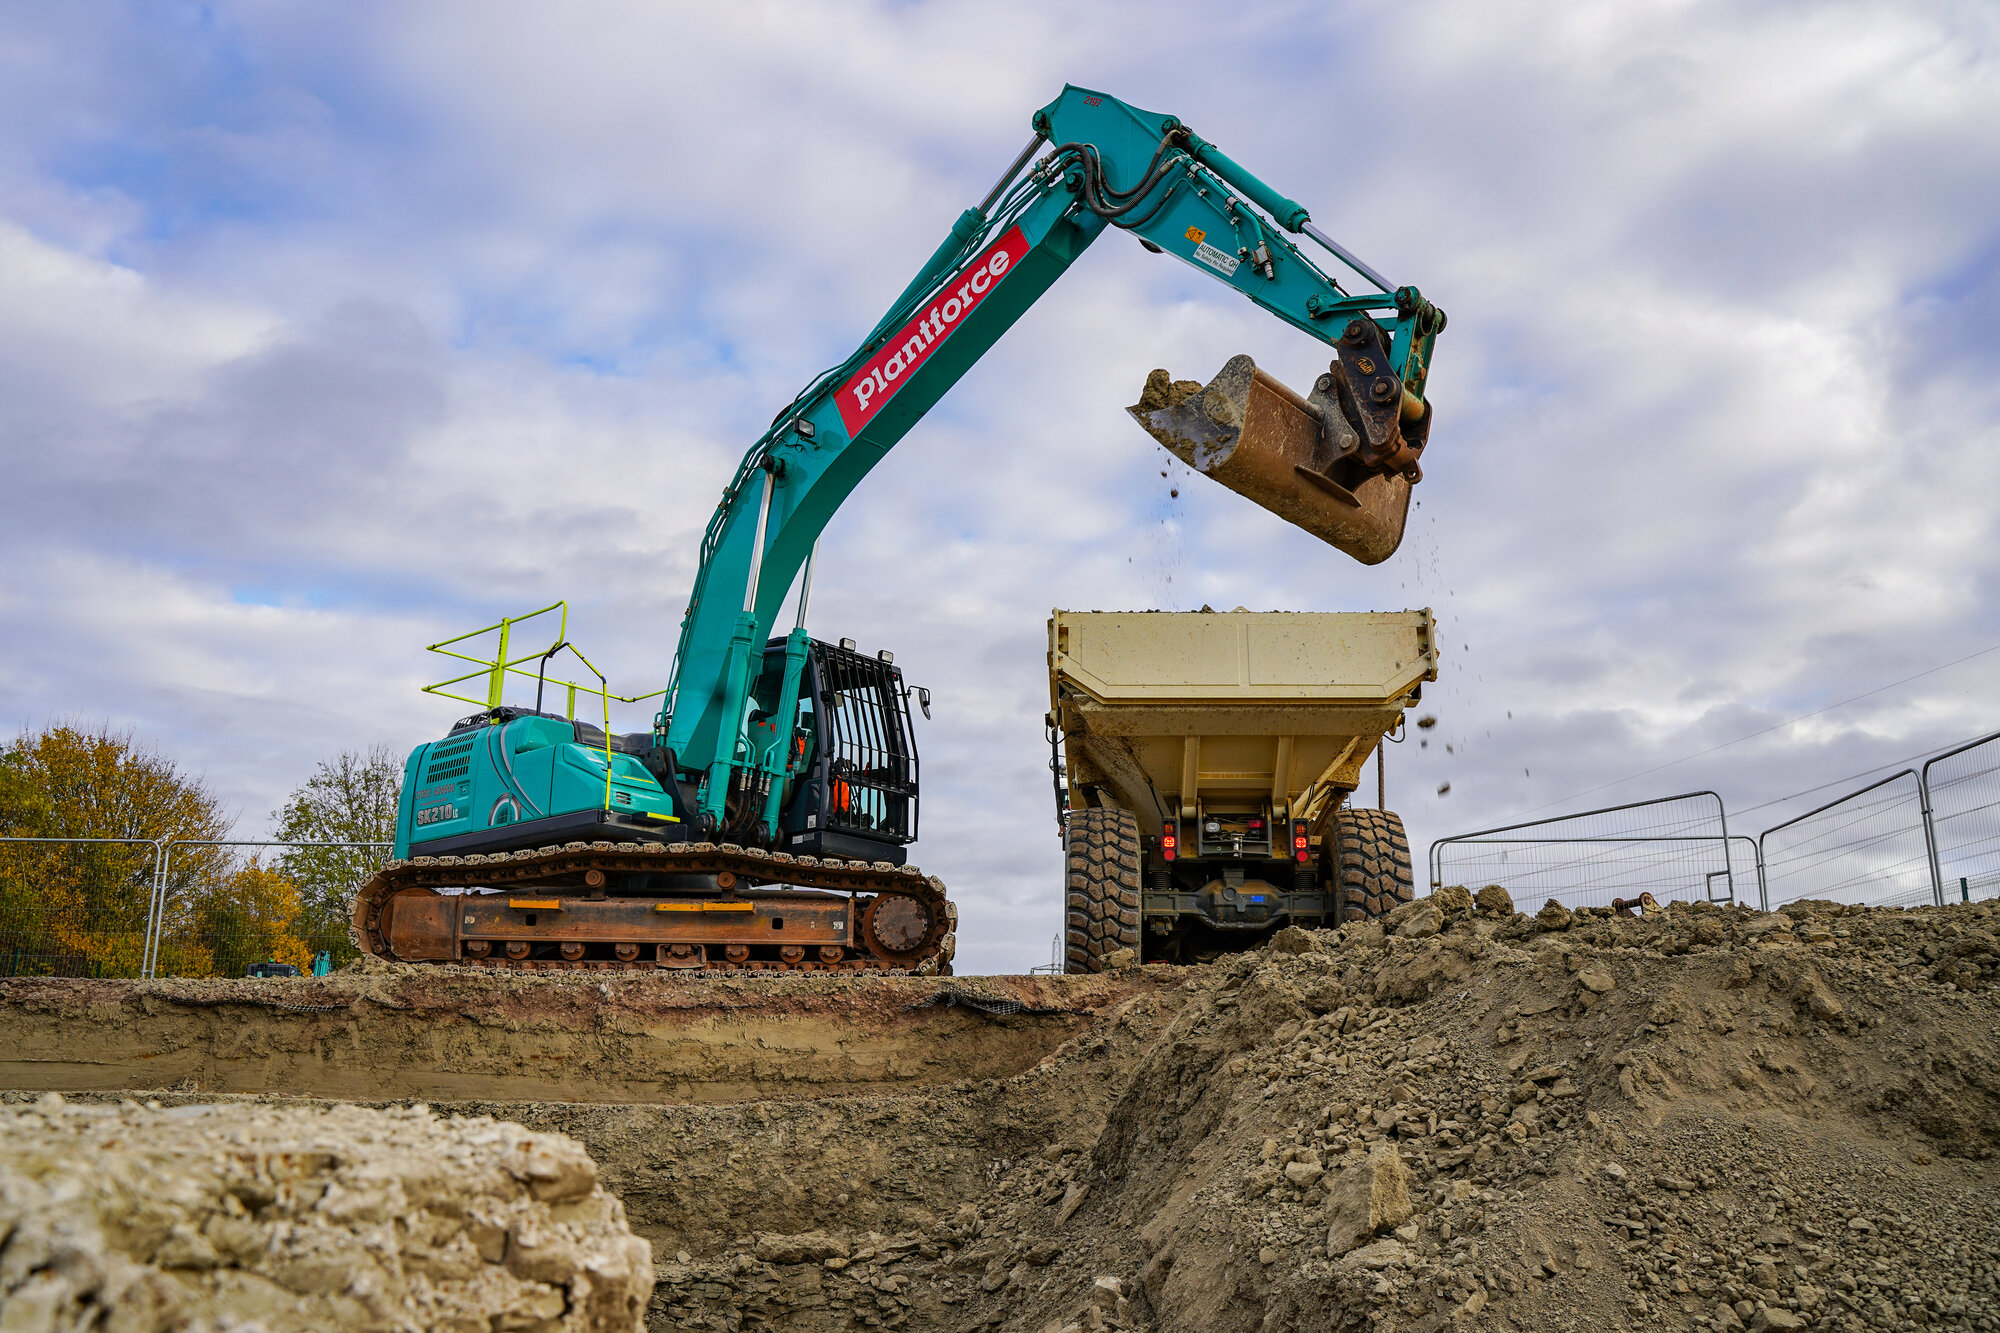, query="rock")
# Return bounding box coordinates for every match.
[1340,1238,1406,1270]
[1103,947,1138,970]
[1577,965,1616,994]
[1746,914,1795,939]
[1430,884,1475,917]
[1535,900,1574,931]
[1722,955,1755,989]
[754,1231,850,1265]
[1057,1181,1091,1224]
[1800,979,1844,1019]
[1324,1143,1414,1255]
[1748,1310,1806,1332]
[1394,901,1444,939]
[0,1100,651,1333]
[1382,898,1431,933]
[1283,1158,1325,1188]
[1266,926,1326,956]
[1475,885,1514,916]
